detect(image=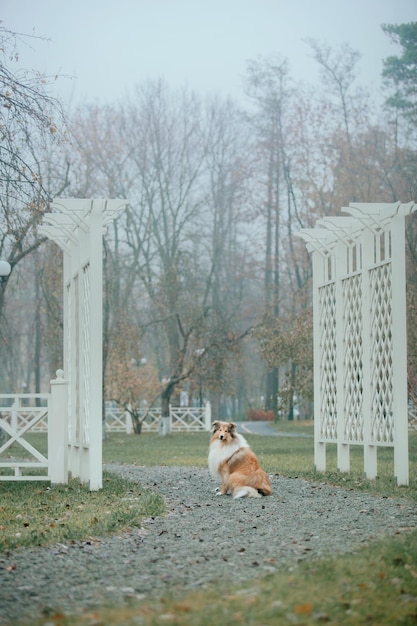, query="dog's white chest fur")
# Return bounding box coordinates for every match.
[208,433,249,479]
